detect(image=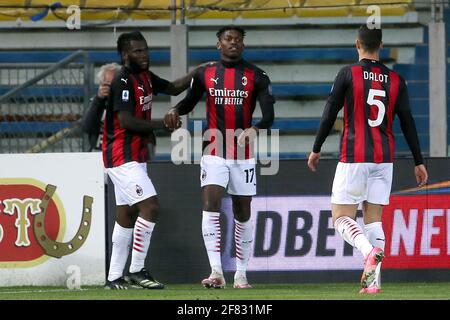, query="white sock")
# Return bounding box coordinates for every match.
[364,221,385,286]
[202,211,223,275]
[334,216,373,258]
[108,222,133,281]
[234,219,253,279]
[129,217,155,273]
